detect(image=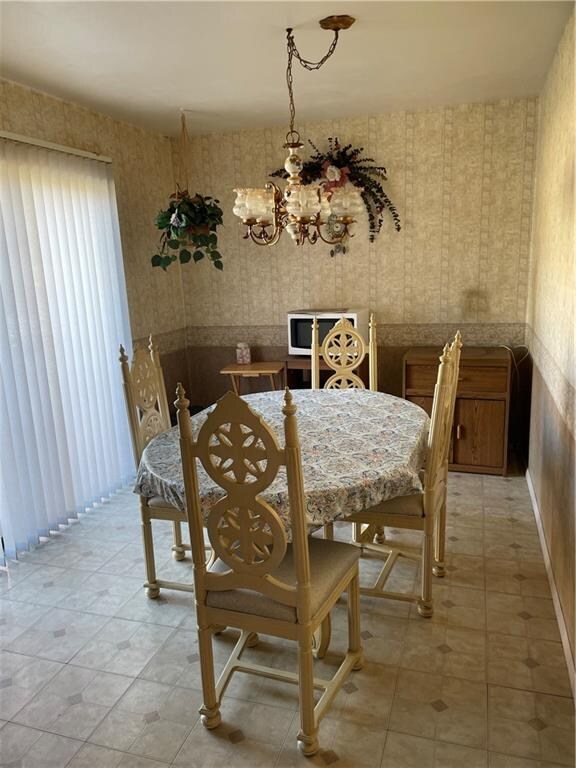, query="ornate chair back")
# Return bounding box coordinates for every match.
[119,337,171,466]
[311,313,378,390]
[176,387,314,624]
[423,332,463,515]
